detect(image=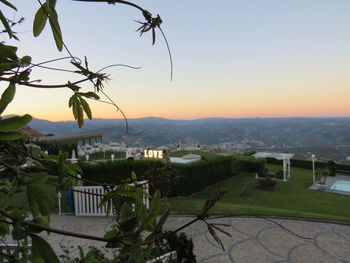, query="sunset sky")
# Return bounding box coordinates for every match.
[3,0,350,121]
